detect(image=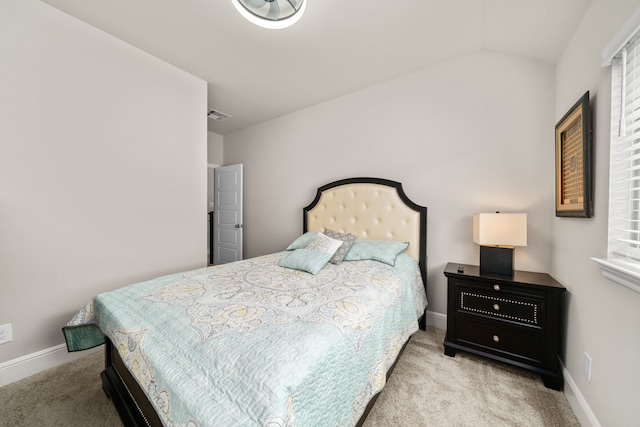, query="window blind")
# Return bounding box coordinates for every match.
[609,31,640,261]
